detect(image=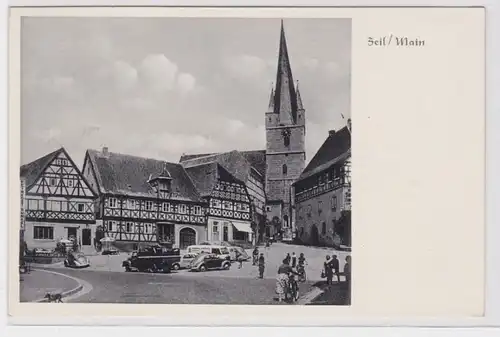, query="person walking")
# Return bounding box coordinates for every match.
[252,247,259,266]
[285,253,291,265]
[258,253,265,279]
[344,255,351,284]
[331,255,340,282]
[291,252,297,269]
[235,250,244,269]
[324,255,334,285]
